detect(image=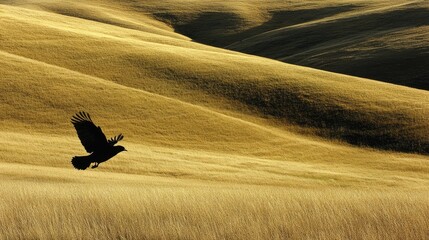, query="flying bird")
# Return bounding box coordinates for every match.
[71,111,126,170]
